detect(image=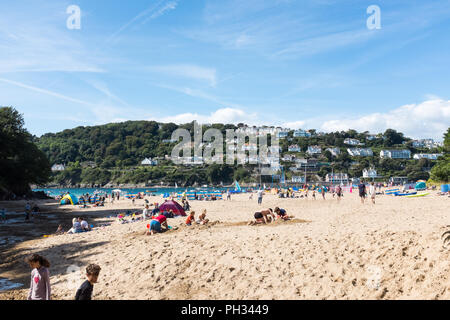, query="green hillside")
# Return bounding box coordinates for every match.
[35,121,448,186]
